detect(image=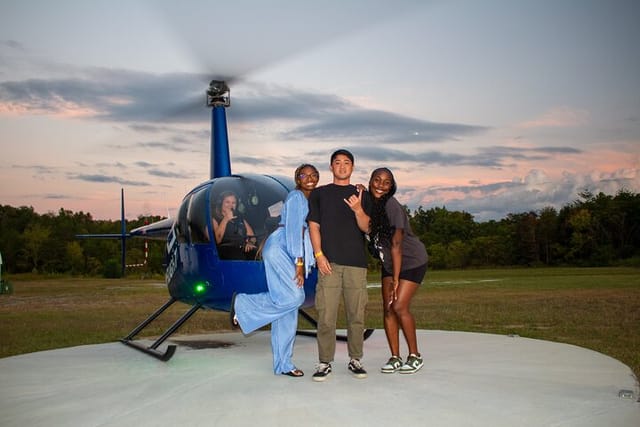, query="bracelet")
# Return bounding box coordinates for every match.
[296,262,304,266]
[314,251,324,258]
